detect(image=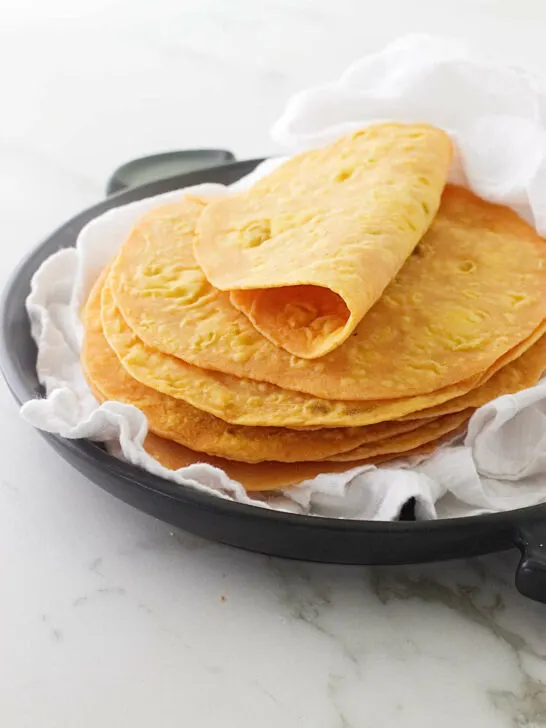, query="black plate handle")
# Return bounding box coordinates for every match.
[515,522,546,603]
[106,149,236,196]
